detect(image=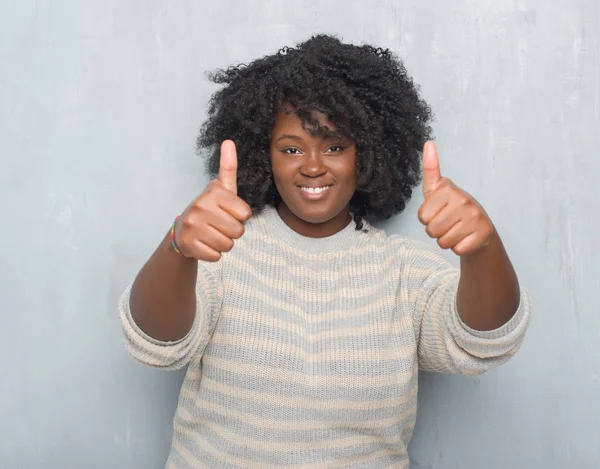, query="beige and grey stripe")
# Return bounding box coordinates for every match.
[120,204,531,468]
